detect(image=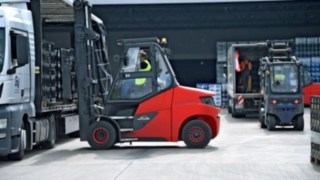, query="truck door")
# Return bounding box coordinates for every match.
[8,30,30,103]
